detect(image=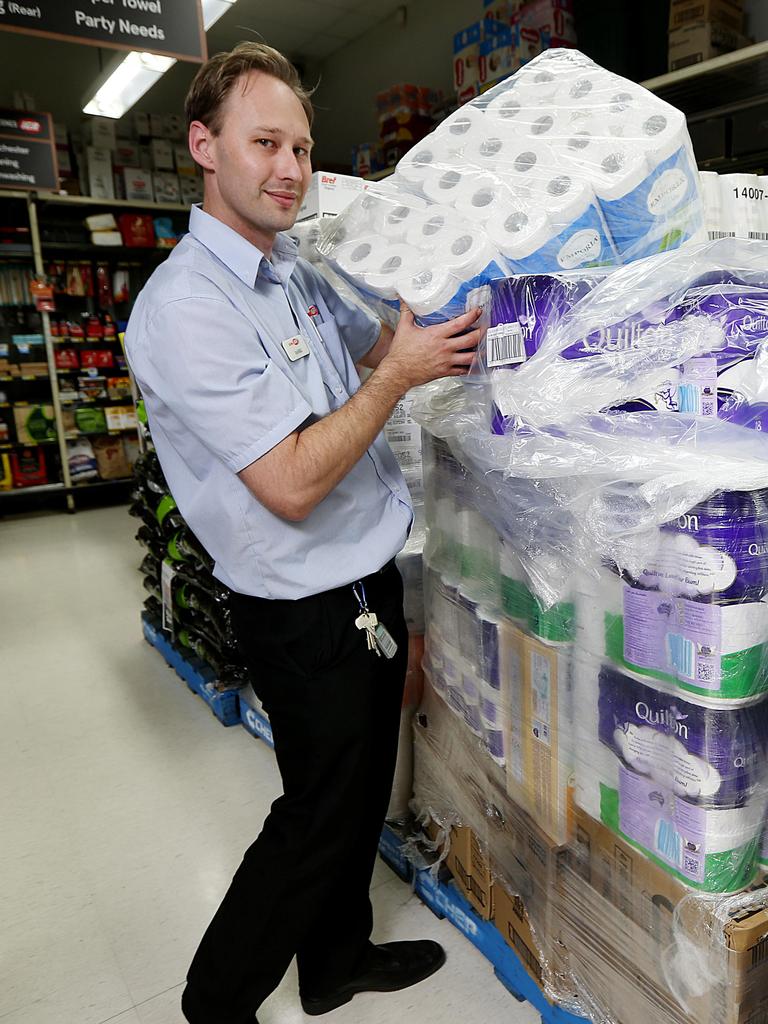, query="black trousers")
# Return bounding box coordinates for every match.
[181,561,408,1024]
